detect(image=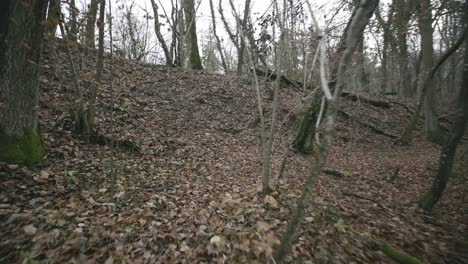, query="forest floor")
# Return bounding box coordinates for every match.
[1,46,467,264]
